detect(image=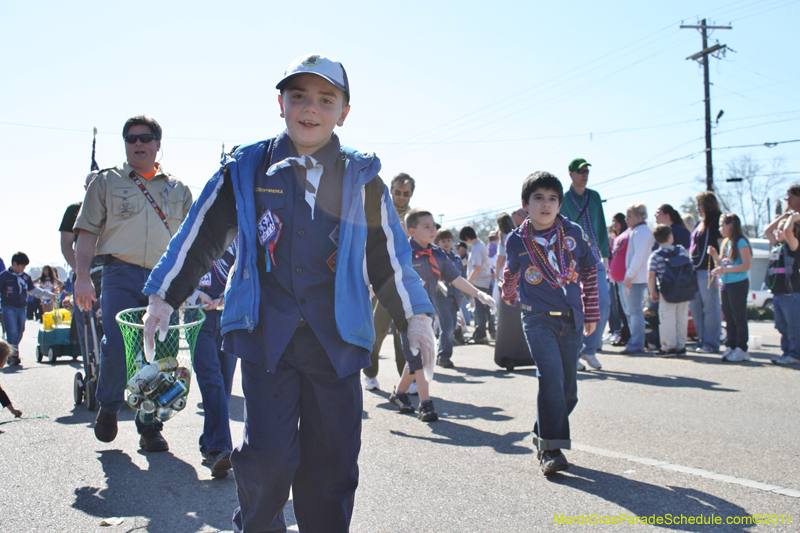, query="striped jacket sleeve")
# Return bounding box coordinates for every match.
[363,176,432,331]
[580,265,600,323]
[144,167,239,308]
